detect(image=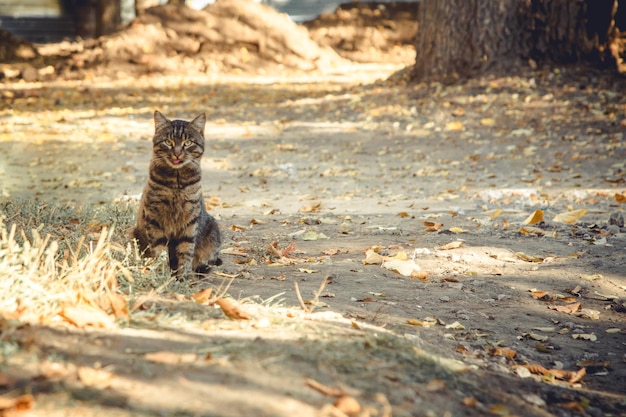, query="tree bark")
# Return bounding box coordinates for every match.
[135,0,160,17]
[95,0,121,37]
[412,0,619,82]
